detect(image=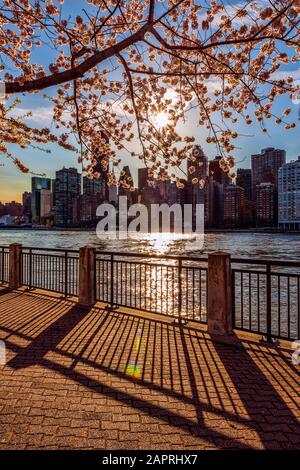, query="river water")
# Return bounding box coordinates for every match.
[0,229,299,339]
[0,229,300,260]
